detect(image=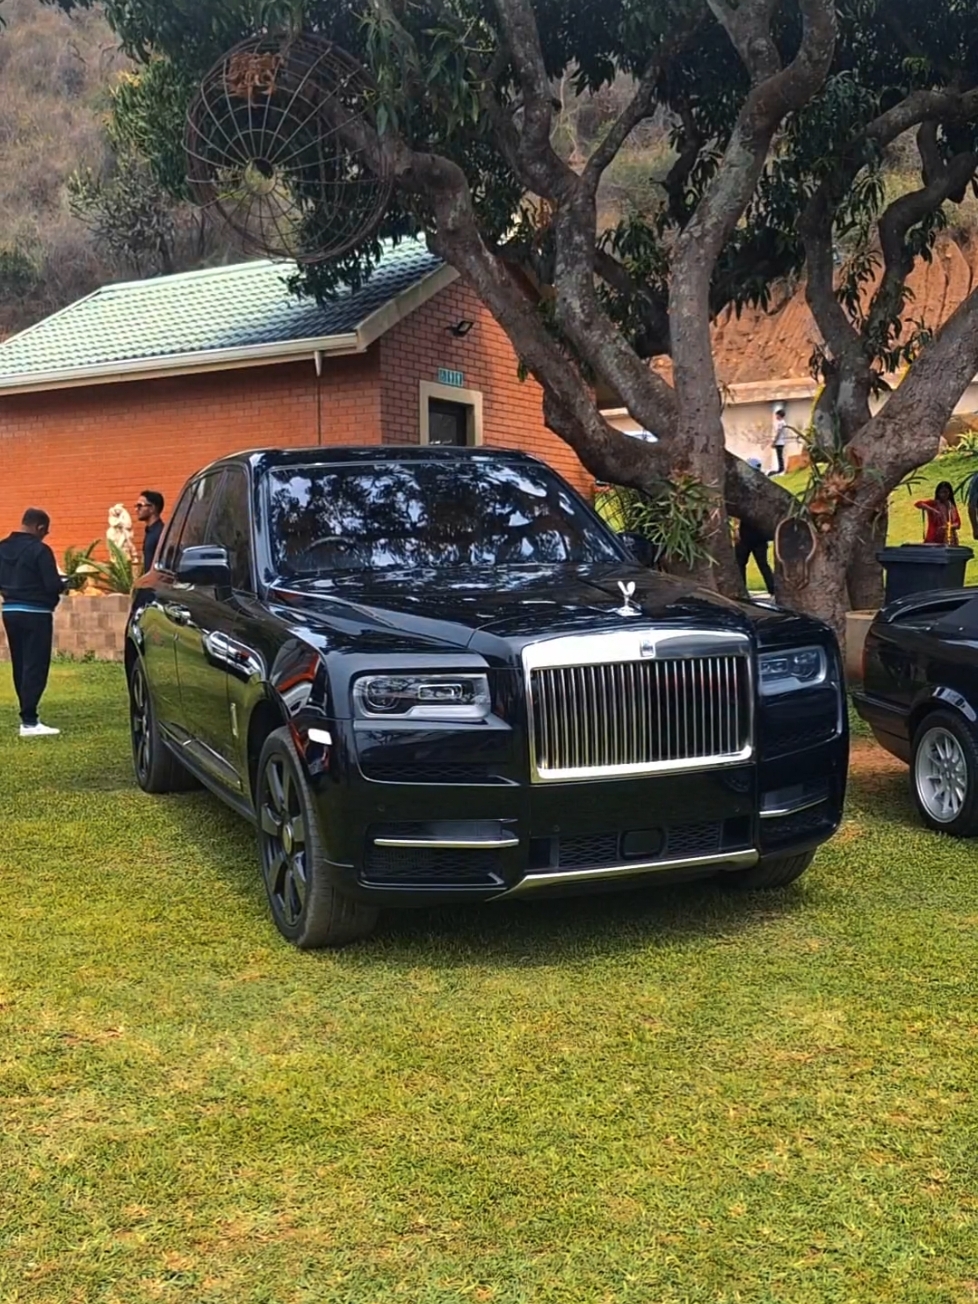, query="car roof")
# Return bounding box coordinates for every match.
[197,445,551,477]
